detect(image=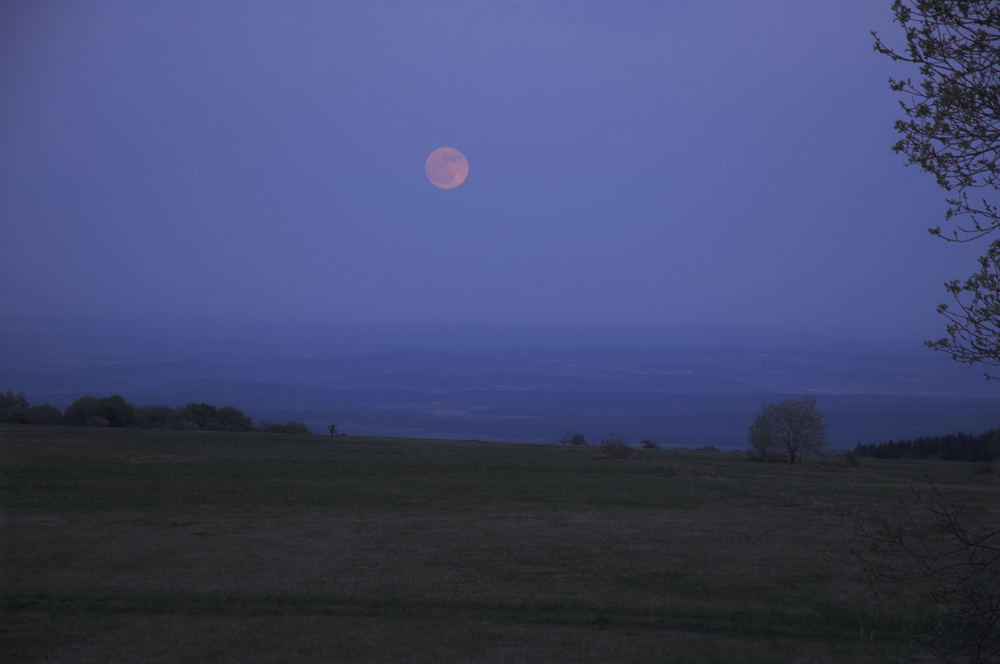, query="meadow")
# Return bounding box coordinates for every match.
[2,424,997,662]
